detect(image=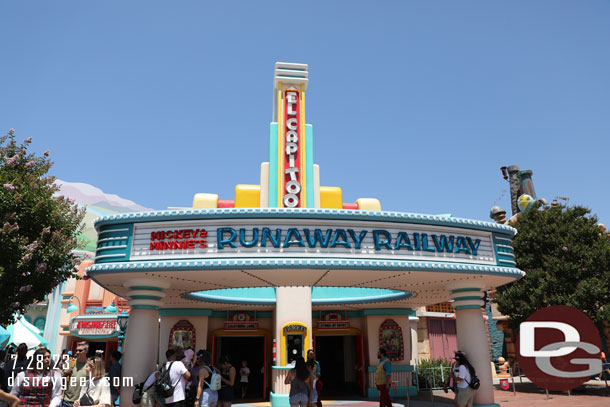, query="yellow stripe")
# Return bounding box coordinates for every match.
[300,85,306,207]
[277,84,282,207]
